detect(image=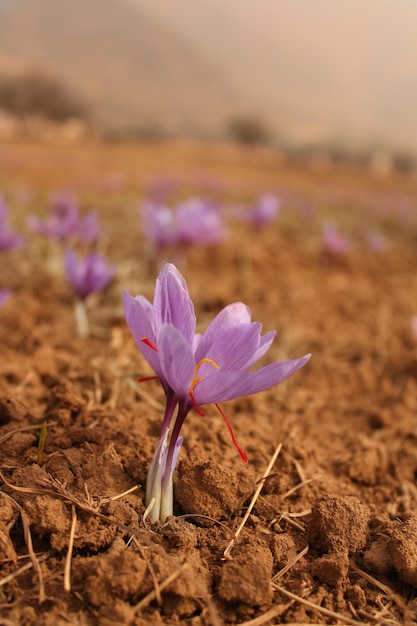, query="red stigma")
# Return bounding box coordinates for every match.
[137,375,159,383]
[141,337,158,351]
[215,403,248,463]
[190,391,205,417]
